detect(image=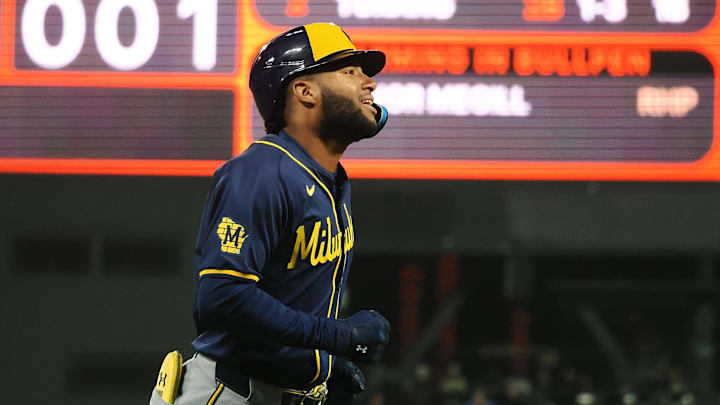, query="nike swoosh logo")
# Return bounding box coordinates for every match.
[305,184,315,197]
